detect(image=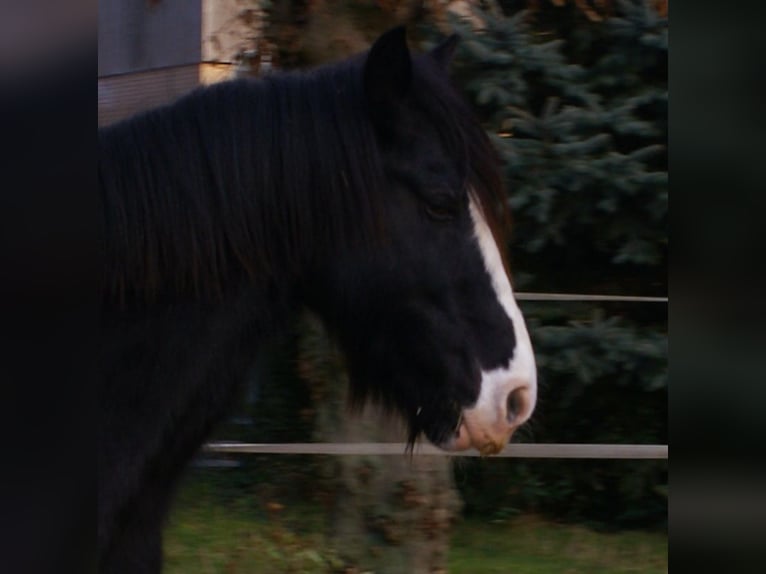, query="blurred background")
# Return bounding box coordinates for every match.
[98,1,667,572]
